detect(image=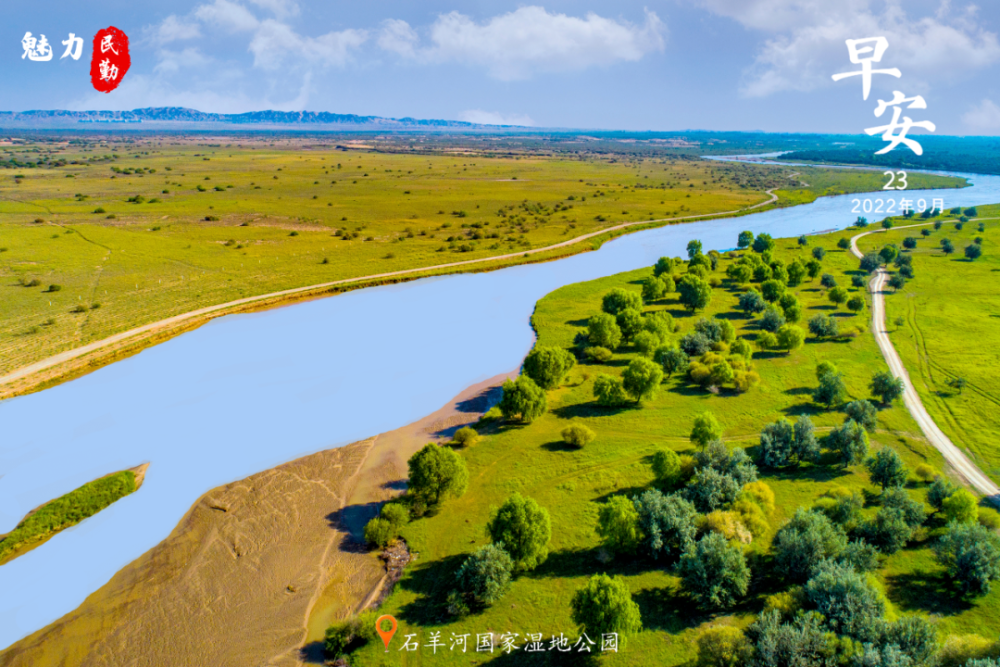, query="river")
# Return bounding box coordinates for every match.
[1,167,999,648]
